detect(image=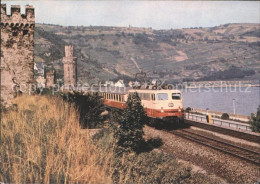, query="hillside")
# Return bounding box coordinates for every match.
[34,23,260,83]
